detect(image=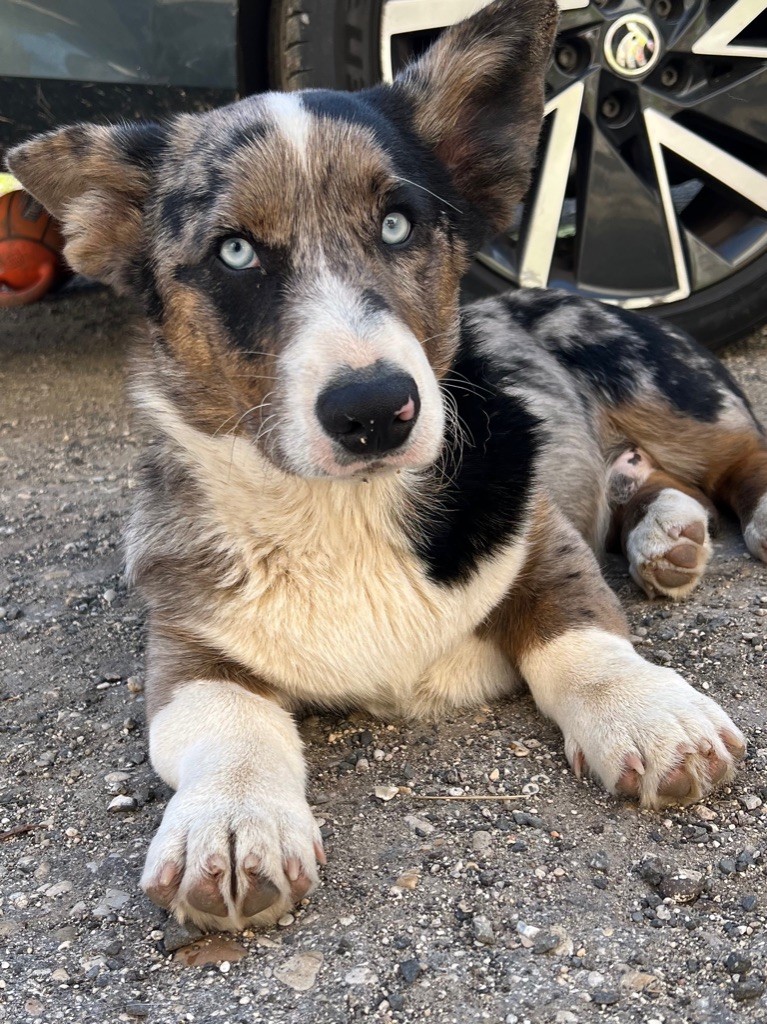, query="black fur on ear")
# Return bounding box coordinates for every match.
[6,121,166,291]
[392,0,559,236]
